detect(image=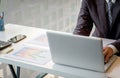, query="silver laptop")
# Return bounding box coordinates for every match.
[47,31,117,73]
